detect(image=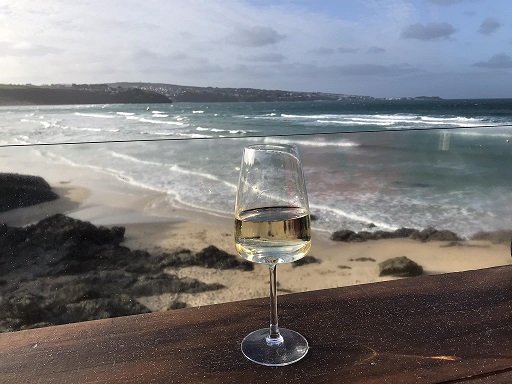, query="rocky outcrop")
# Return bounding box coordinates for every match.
[470,230,512,244]
[0,173,59,212]
[330,226,462,243]
[410,227,462,242]
[161,245,253,271]
[0,214,246,333]
[379,256,423,277]
[293,255,321,268]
